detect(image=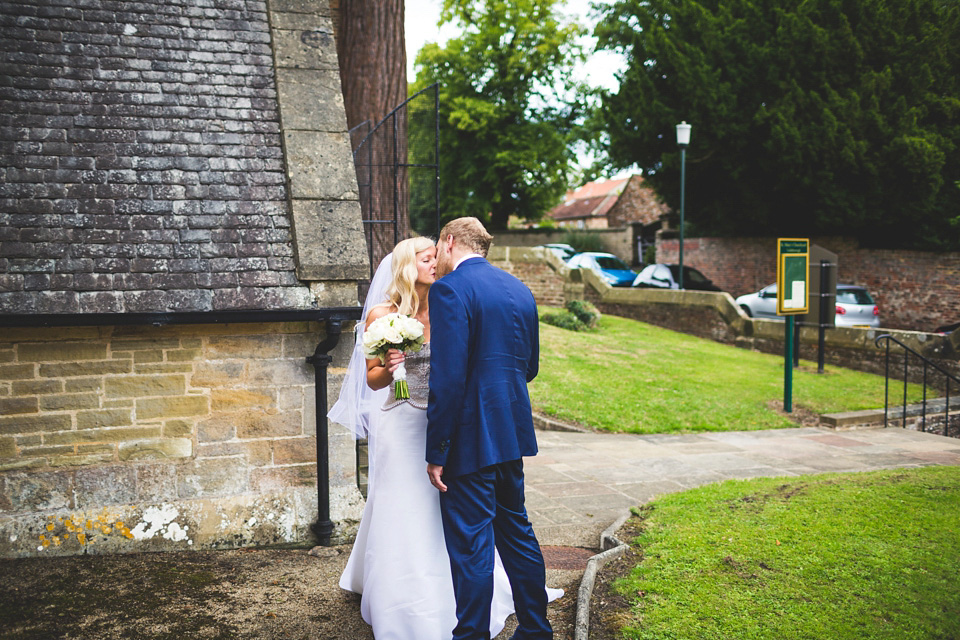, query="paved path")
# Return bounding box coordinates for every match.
[525,426,960,549]
[2,426,958,640]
